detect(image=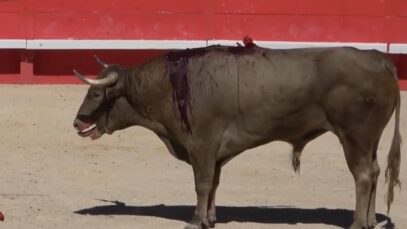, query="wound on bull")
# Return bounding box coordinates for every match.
[166,48,210,133]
